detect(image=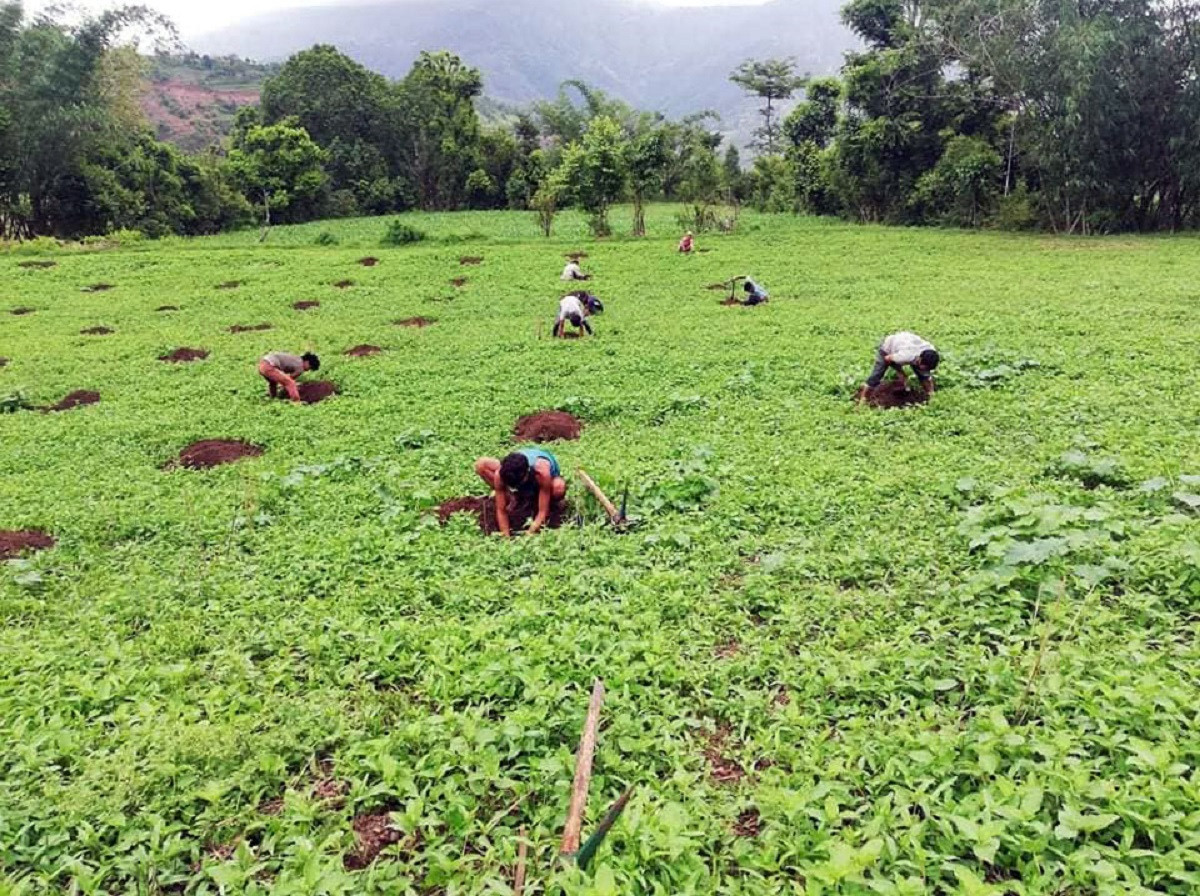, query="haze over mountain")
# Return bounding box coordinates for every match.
[195,0,856,132]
